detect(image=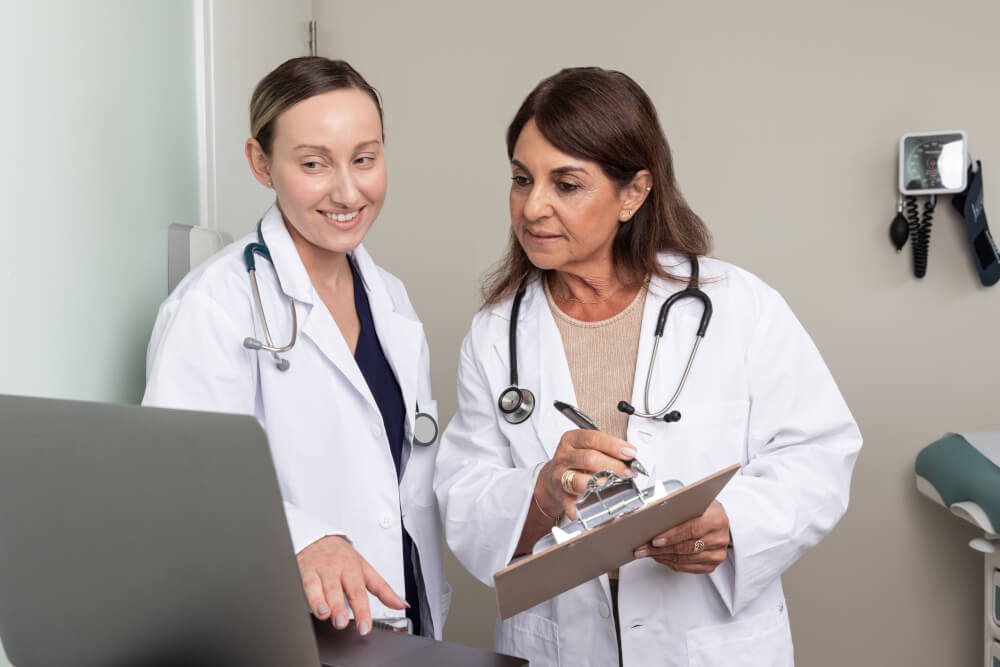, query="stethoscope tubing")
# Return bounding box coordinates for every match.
[635,286,712,419]
[245,265,297,355]
[499,256,712,425]
[243,220,438,445]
